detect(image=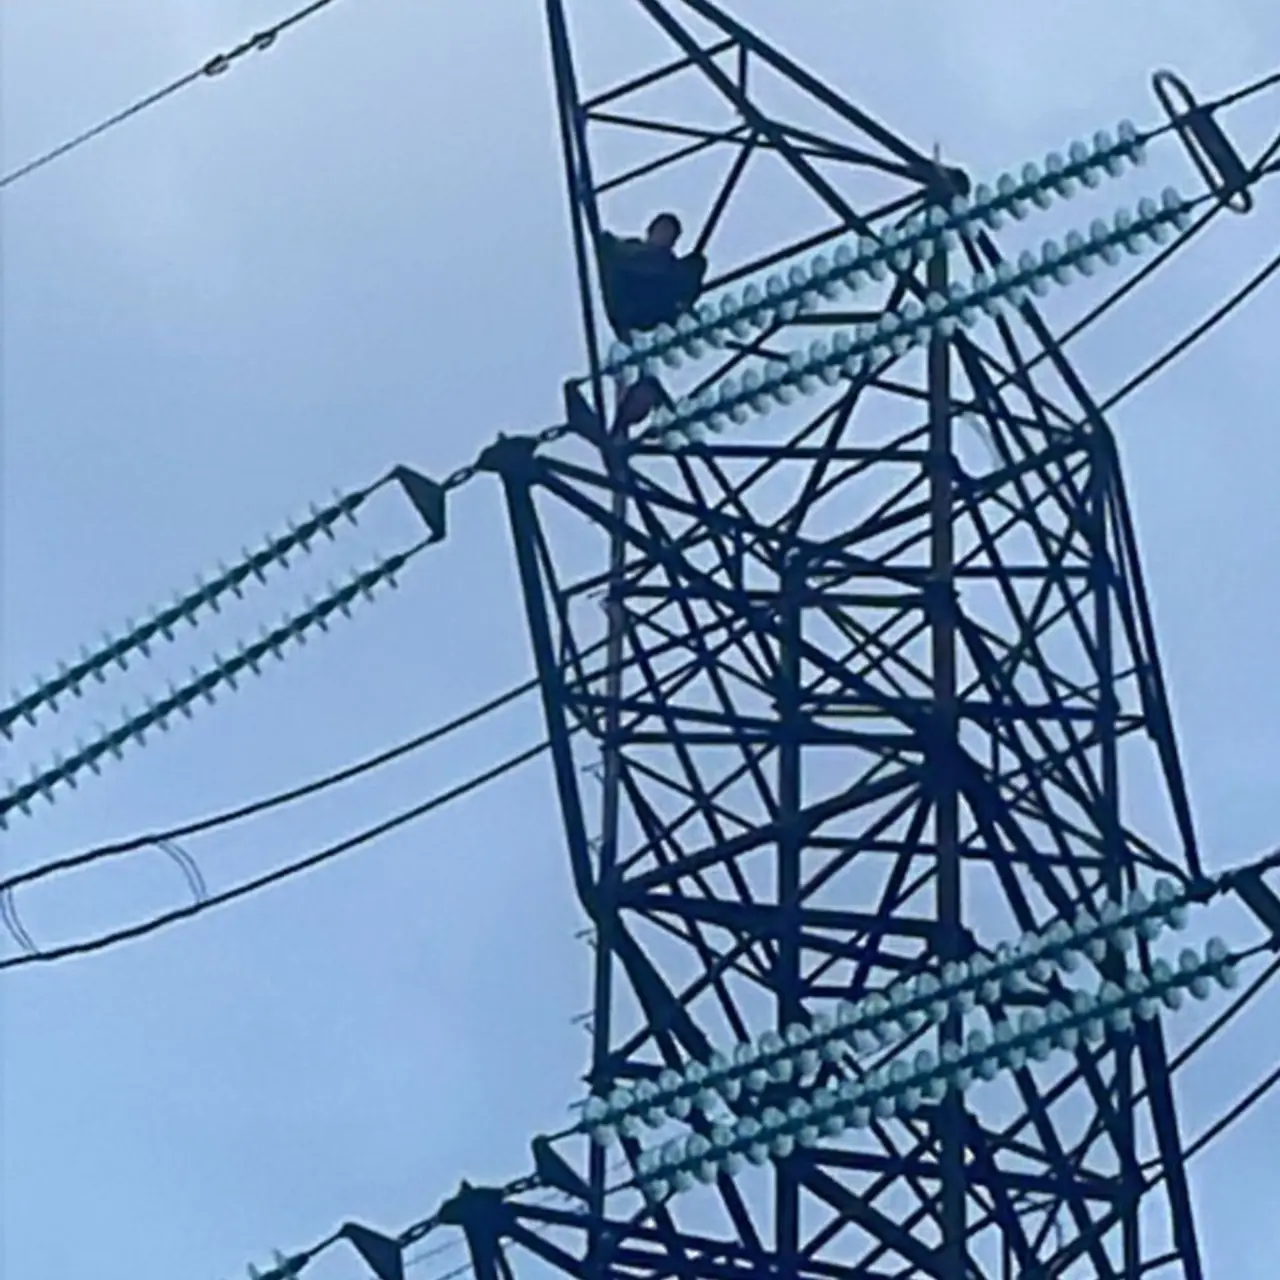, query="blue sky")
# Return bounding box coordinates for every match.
[3,2,1280,1278]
